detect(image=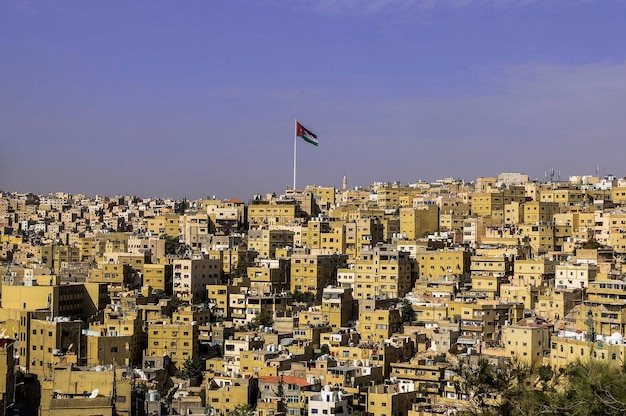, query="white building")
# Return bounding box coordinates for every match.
[555,262,598,290]
[308,385,352,416]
